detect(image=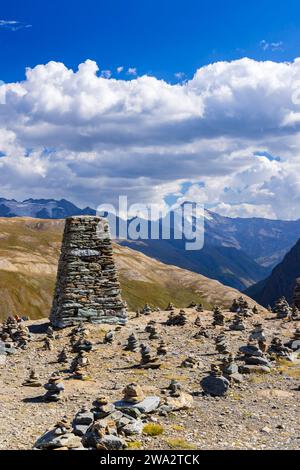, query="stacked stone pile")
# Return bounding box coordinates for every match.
[58,347,68,364]
[230,297,253,317]
[0,317,31,350]
[166,309,187,326]
[157,339,167,355]
[273,297,292,319]
[215,333,230,354]
[50,216,127,328]
[212,306,225,326]
[239,342,272,374]
[268,337,294,360]
[44,372,65,402]
[229,314,245,331]
[139,343,161,369]
[124,333,139,352]
[285,328,300,352]
[22,369,42,387]
[141,304,152,315]
[200,364,230,397]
